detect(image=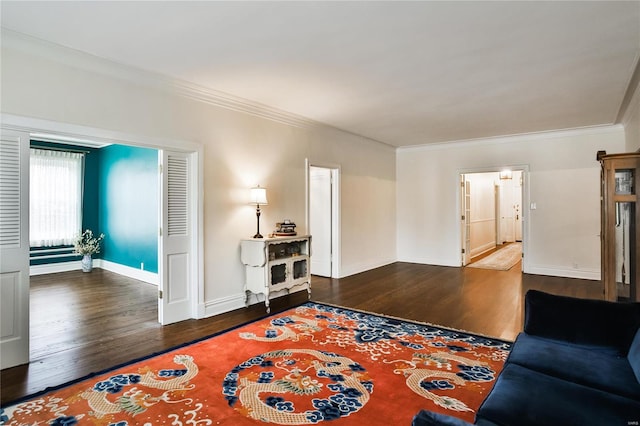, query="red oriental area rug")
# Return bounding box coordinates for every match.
[1,302,511,425]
